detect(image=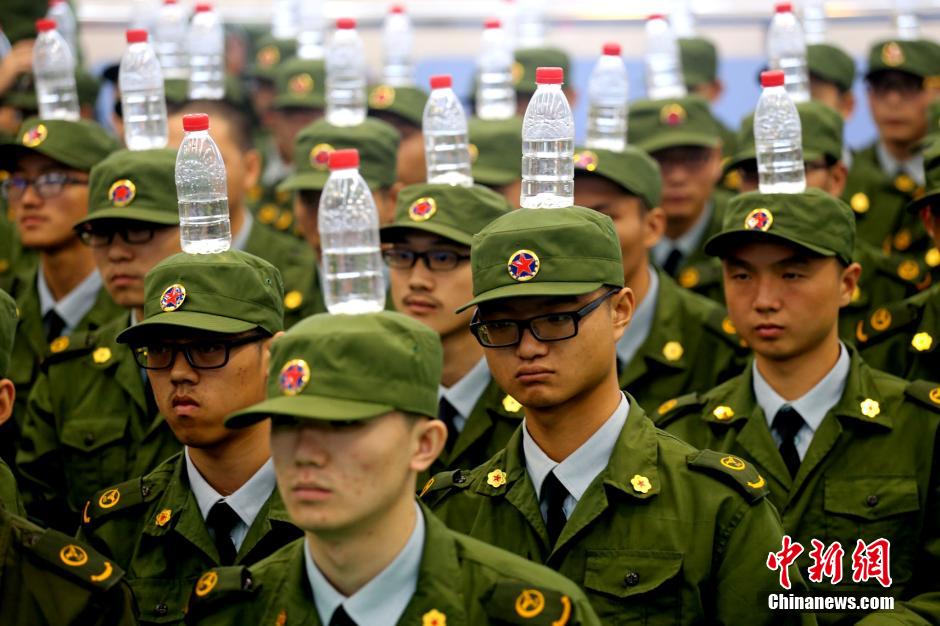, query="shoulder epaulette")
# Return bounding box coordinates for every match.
[483,581,576,626]
[904,380,940,413]
[184,566,258,623]
[418,469,473,507]
[653,393,704,427]
[40,330,96,369]
[686,449,769,504]
[854,299,920,346]
[82,477,155,527]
